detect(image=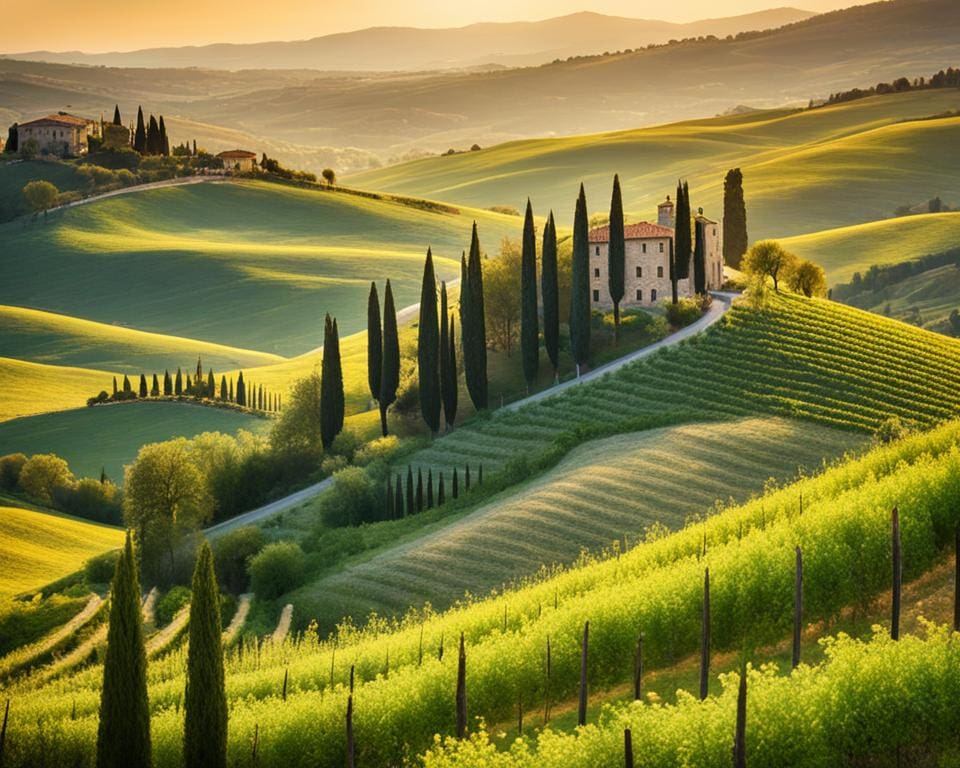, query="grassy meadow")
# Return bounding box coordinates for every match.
[0,356,114,421]
[0,160,87,221]
[0,505,122,597]
[0,402,268,481]
[348,89,960,240]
